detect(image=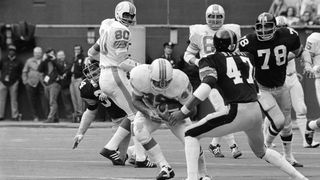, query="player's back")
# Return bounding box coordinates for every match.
[239,27,301,88]
[199,51,257,104]
[99,18,131,67]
